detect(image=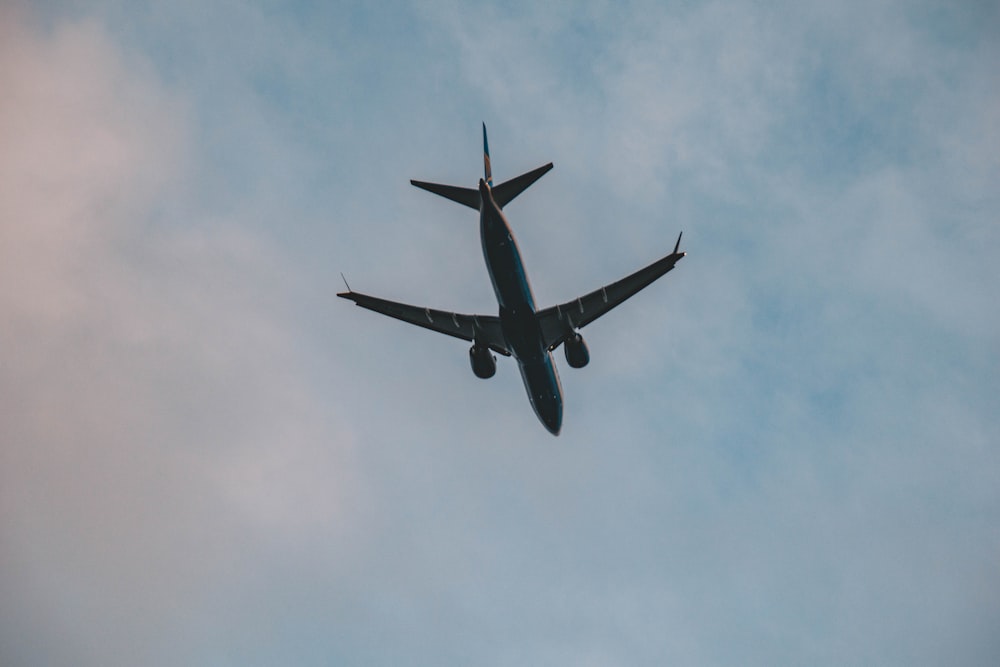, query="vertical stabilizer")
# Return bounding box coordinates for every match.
[483,122,493,187]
